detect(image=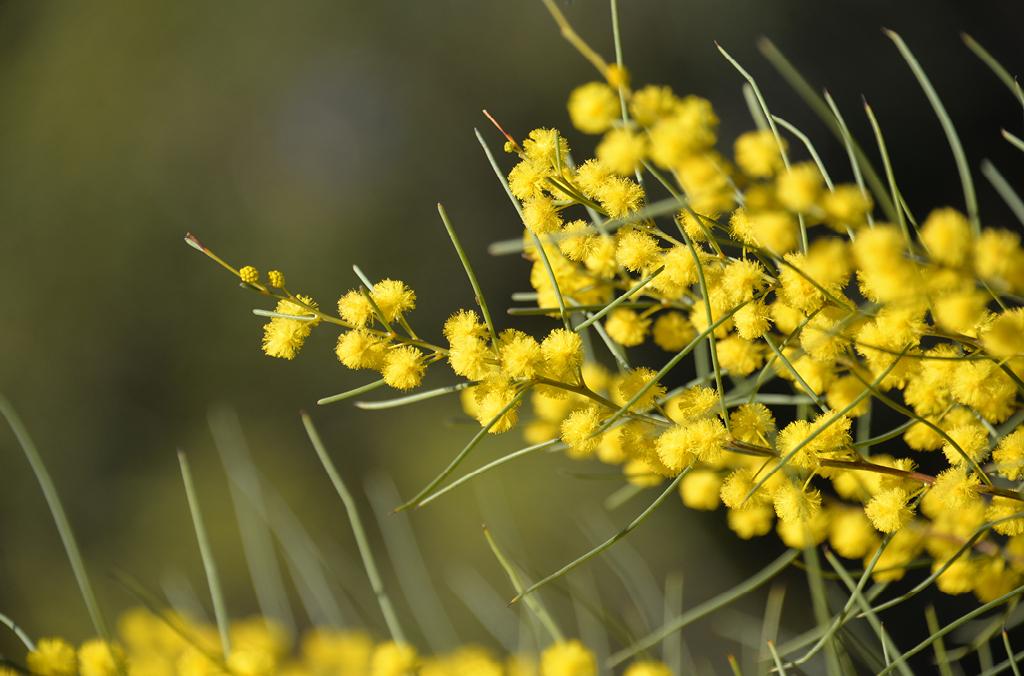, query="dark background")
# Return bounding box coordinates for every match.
[1,0,1022,671]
